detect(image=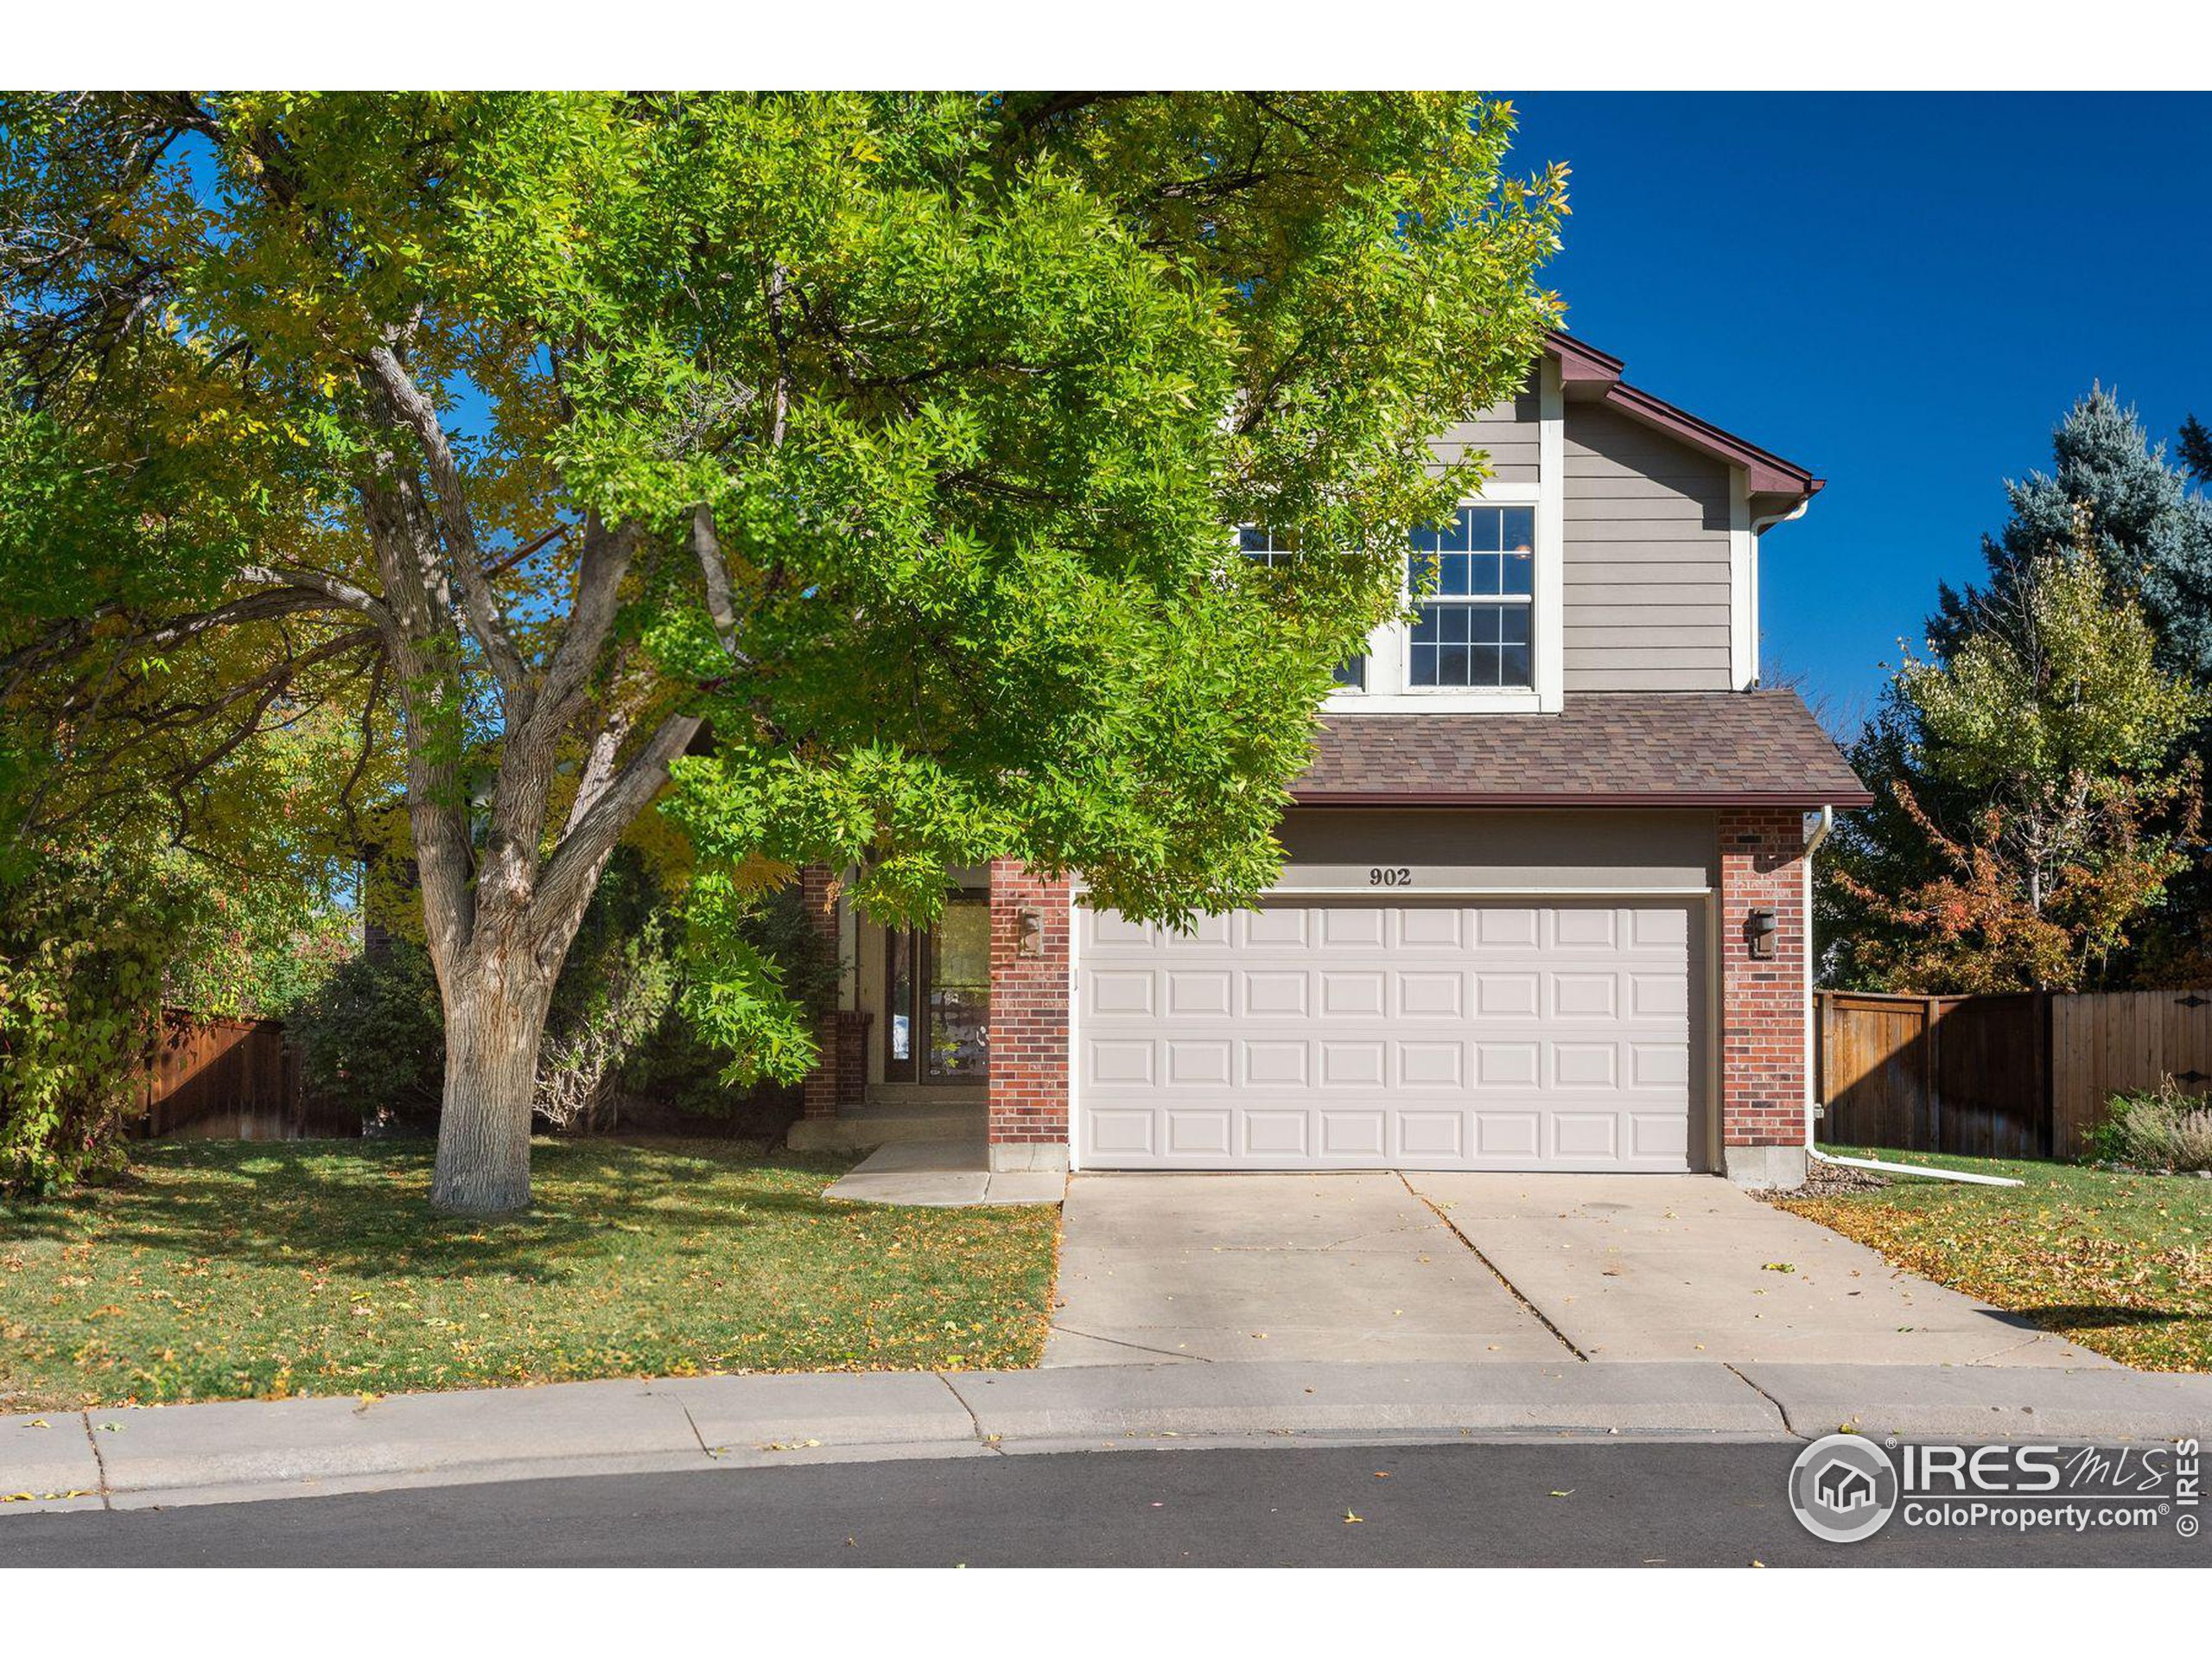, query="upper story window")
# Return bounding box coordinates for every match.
[1408,505,1535,690]
[1237,524,1298,566]
[1238,524,1365,688]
